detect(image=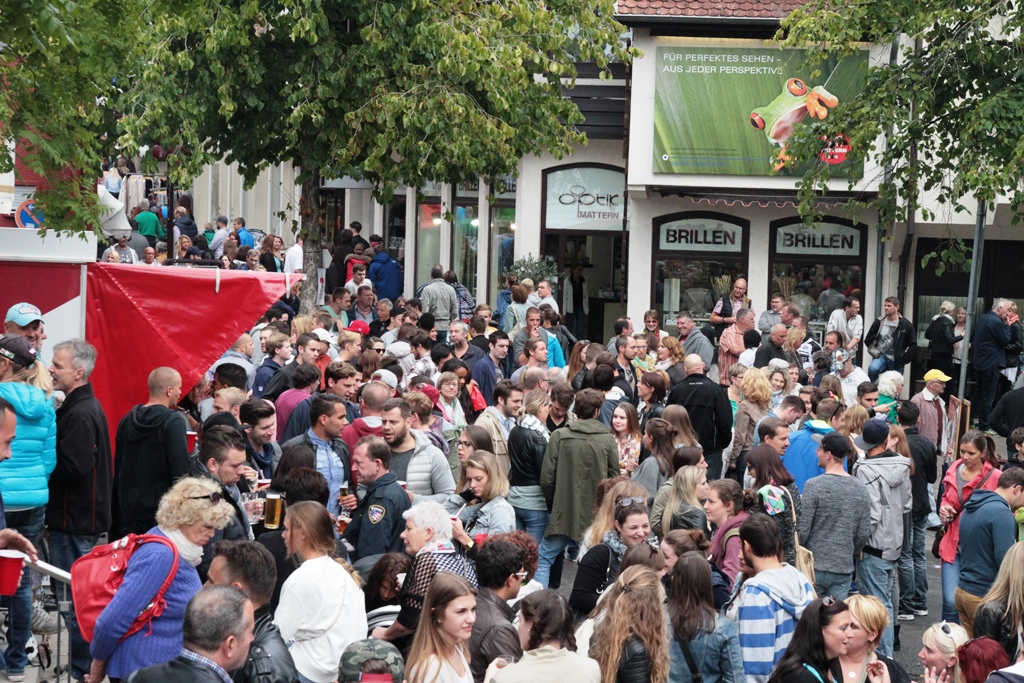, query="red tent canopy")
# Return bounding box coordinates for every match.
[85,263,302,443]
